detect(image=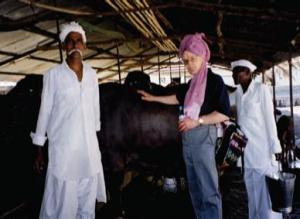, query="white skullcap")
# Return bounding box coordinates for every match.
[59,21,86,43]
[230,59,257,72]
